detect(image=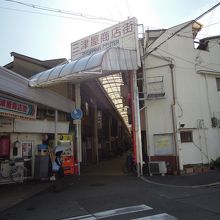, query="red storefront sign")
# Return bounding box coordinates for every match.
[0,95,37,120]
